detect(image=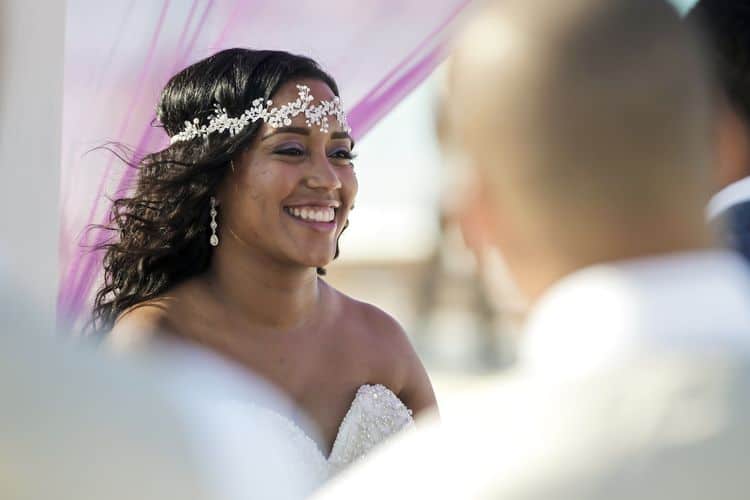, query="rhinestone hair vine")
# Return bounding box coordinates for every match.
[169,84,351,145]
